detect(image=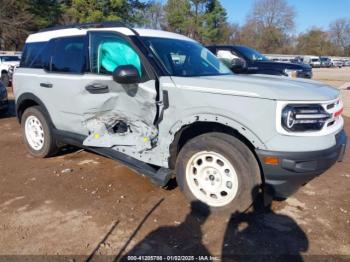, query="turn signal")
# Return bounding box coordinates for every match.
[263,157,280,165]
